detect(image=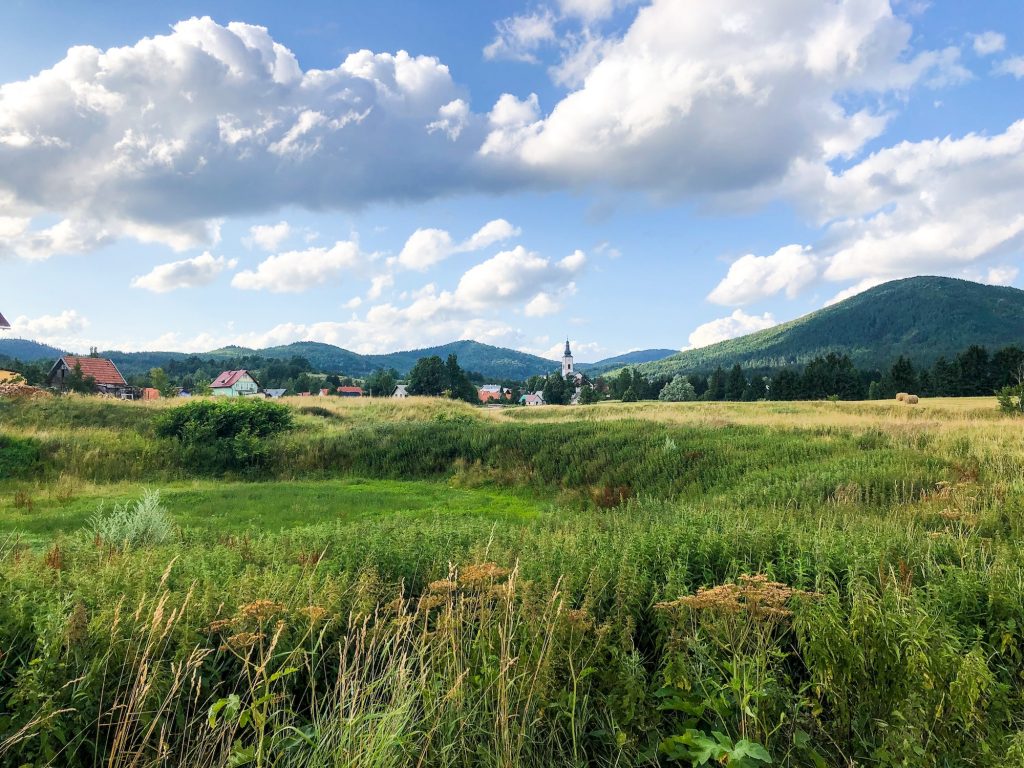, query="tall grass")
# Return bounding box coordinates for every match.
[1,396,1023,765]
